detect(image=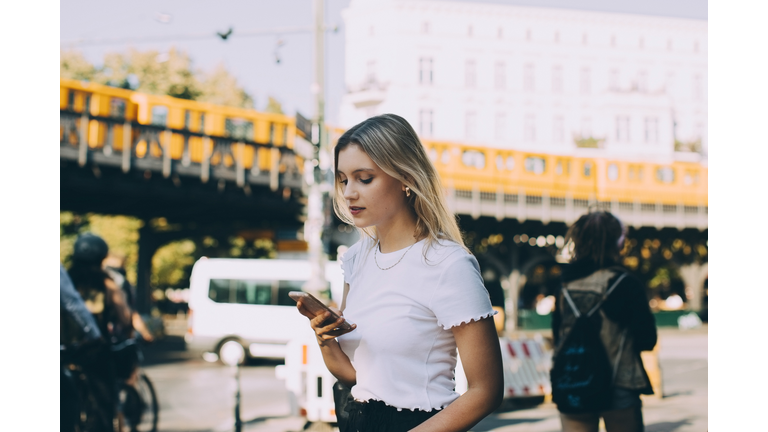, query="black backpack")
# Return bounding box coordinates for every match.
[550,273,628,414]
